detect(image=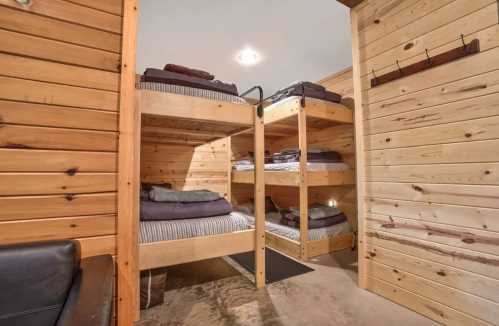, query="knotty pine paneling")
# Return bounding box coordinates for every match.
[0,2,122,258]
[351,0,499,323]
